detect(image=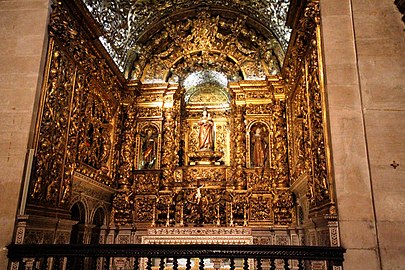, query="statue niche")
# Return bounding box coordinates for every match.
[139,126,158,169]
[183,71,229,166]
[250,123,270,168]
[198,108,214,151]
[188,108,224,165]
